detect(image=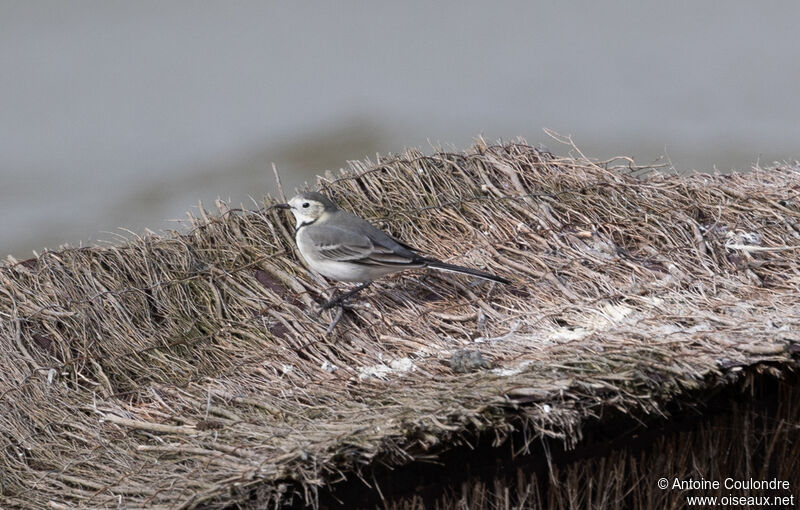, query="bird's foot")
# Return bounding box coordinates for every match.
[316,282,372,315]
[325,306,345,335]
[318,299,363,334]
[314,282,372,334]
[315,295,350,317]
[321,301,372,334]
[319,294,347,312]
